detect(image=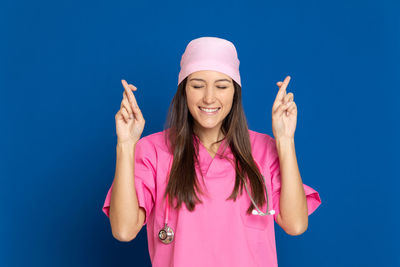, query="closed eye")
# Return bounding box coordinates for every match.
[192,86,227,89]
